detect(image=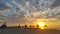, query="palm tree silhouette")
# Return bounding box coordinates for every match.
[18,25,21,28]
[24,24,28,28]
[36,24,39,28]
